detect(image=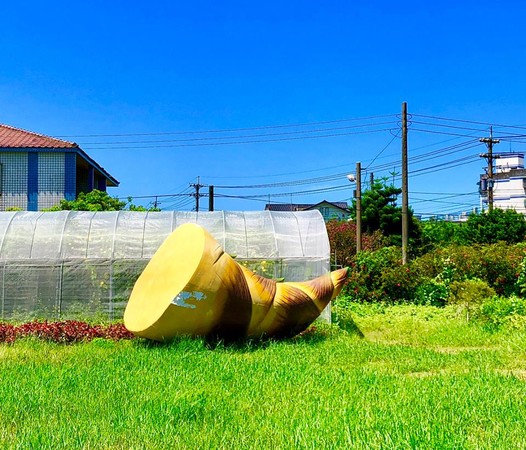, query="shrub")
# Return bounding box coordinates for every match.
[414,279,449,307]
[413,243,525,296]
[378,263,421,303]
[326,220,385,268]
[465,208,526,245]
[515,254,526,296]
[420,219,470,250]
[341,247,403,302]
[478,295,526,329]
[447,279,496,321]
